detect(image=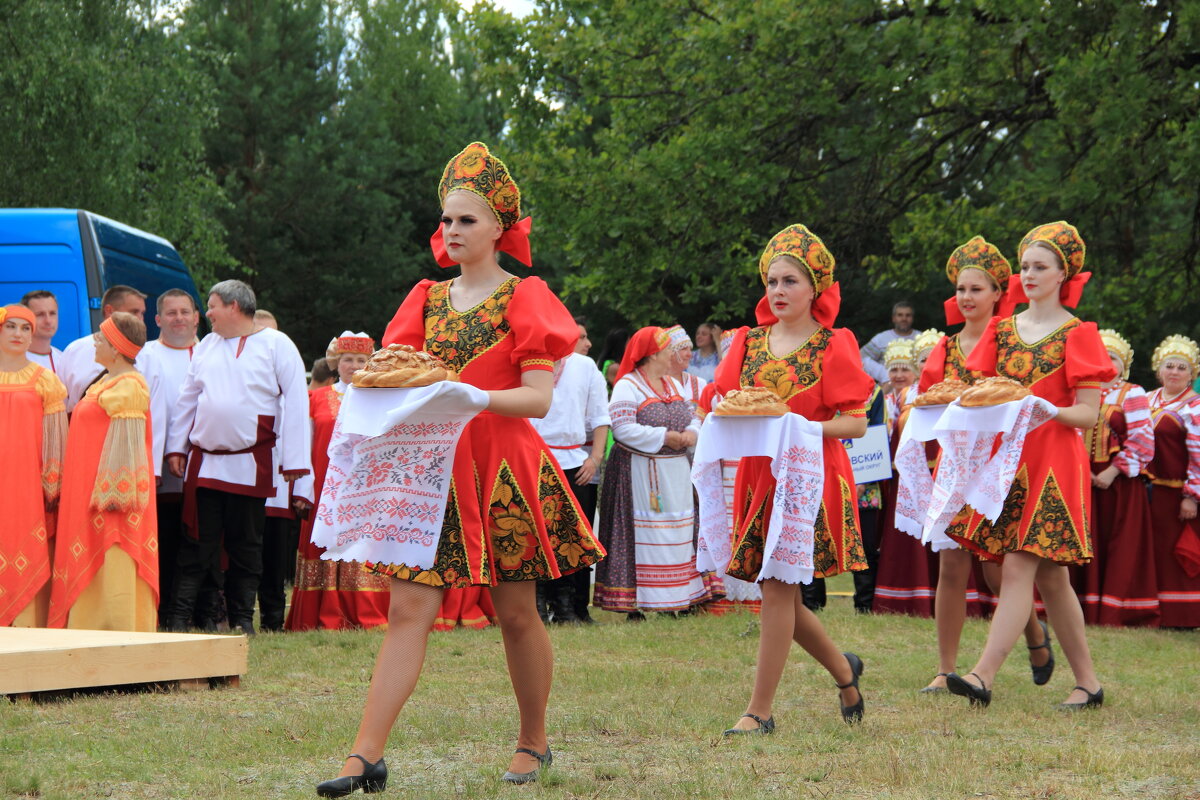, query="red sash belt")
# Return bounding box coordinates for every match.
[181,415,277,538]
